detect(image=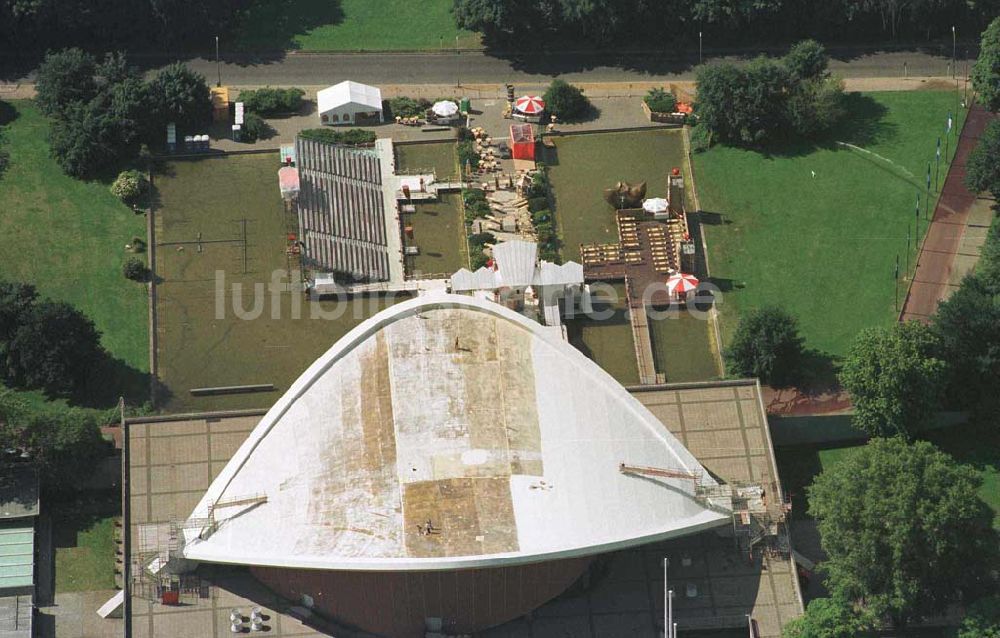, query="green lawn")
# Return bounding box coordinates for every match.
[547,130,687,263]
[696,90,967,358]
[234,0,478,51]
[0,101,149,406]
[549,130,719,384]
[153,154,406,412]
[53,498,118,593]
[395,141,459,179]
[403,192,469,277]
